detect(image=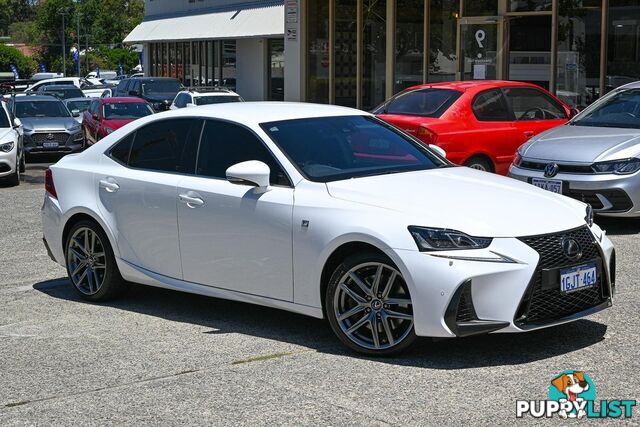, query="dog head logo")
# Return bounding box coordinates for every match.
[549,371,596,419]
